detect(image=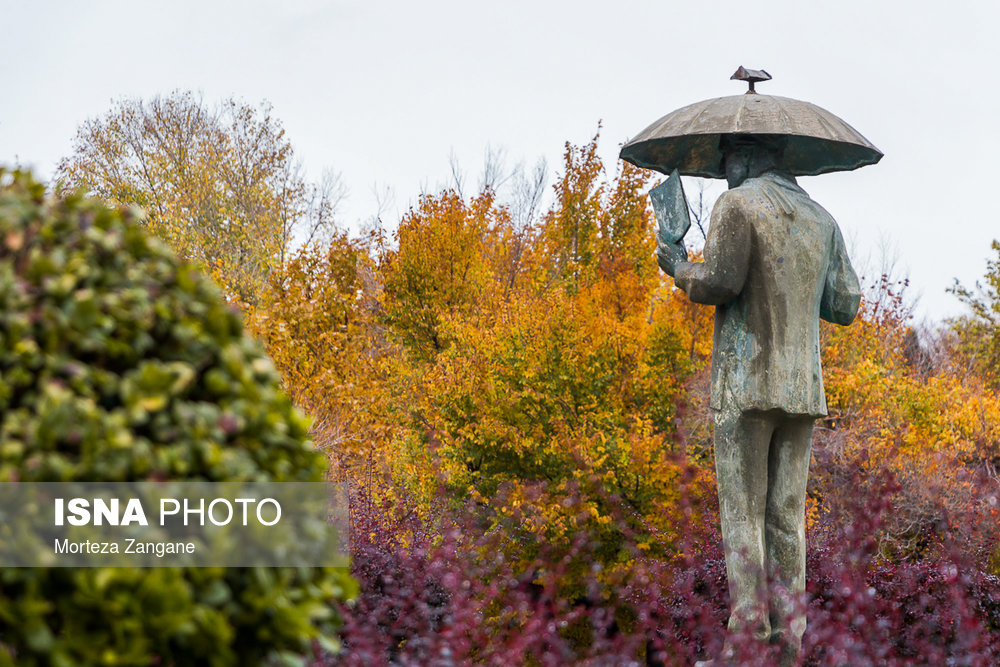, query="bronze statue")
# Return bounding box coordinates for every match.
[620,68,882,665]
